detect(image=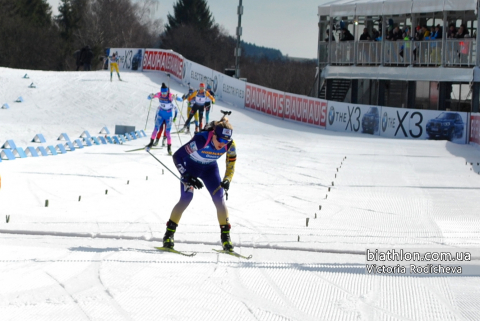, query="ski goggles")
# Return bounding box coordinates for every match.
[160,88,168,96]
[214,126,232,144]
